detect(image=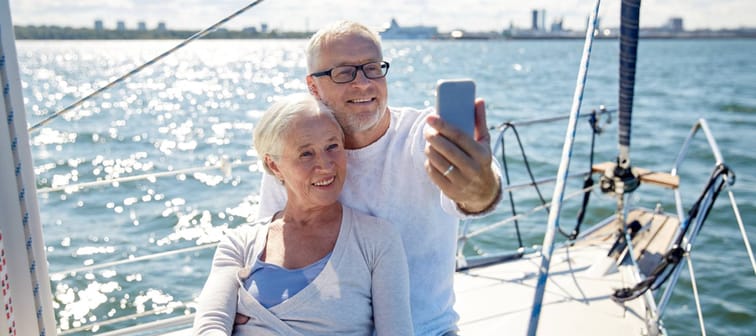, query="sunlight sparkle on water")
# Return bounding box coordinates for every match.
[32,128,77,146]
[75,246,116,256]
[134,289,175,314]
[55,281,120,330]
